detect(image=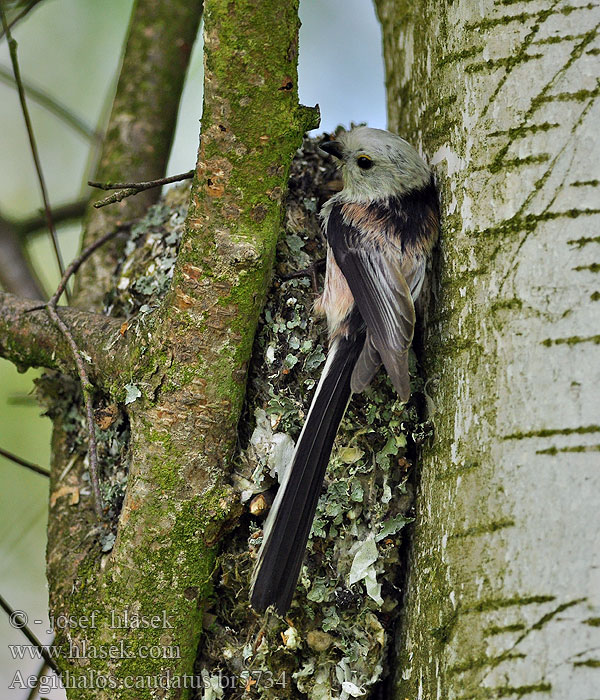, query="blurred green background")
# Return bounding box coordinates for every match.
[0,1,385,696]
